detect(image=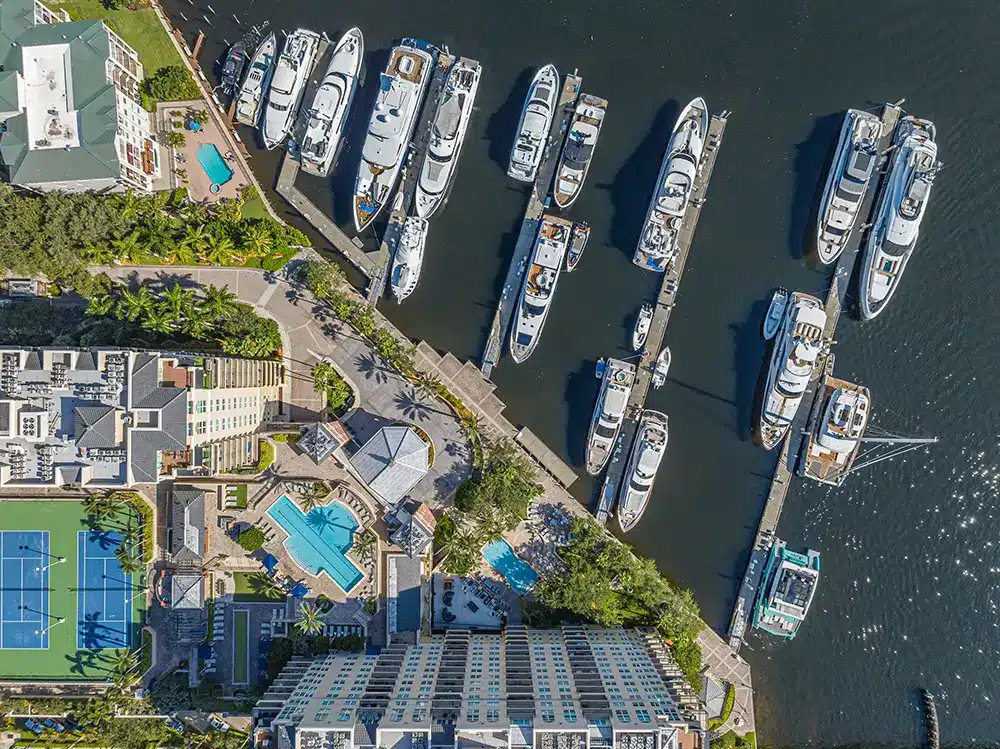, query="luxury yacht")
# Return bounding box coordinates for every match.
[261,29,321,150]
[235,32,277,127]
[509,216,572,363]
[815,109,882,264]
[389,216,428,303]
[752,538,821,640]
[414,57,482,219]
[802,377,871,486]
[565,222,590,272]
[507,64,559,182]
[585,357,636,475]
[859,116,939,320]
[553,93,607,208]
[758,292,826,451]
[650,346,671,389]
[633,97,708,272]
[299,27,364,178]
[616,409,668,533]
[353,40,436,232]
[220,39,247,97]
[632,303,652,351]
